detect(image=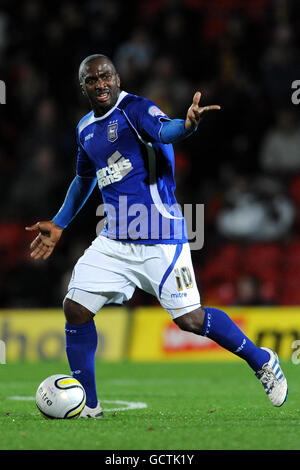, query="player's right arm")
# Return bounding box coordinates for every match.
[26,126,97,260]
[26,175,97,260]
